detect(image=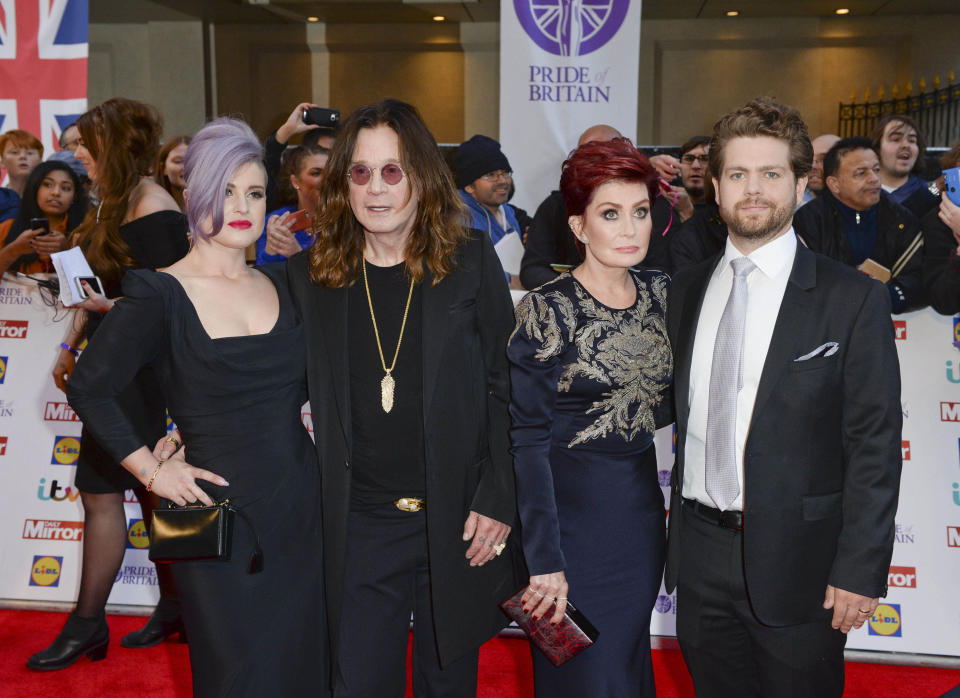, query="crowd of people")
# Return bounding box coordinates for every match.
[0,91,949,697]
